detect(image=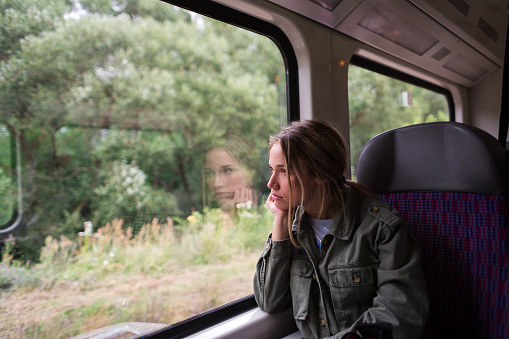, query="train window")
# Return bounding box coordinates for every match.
[0,1,287,337]
[0,125,14,225]
[348,61,451,179]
